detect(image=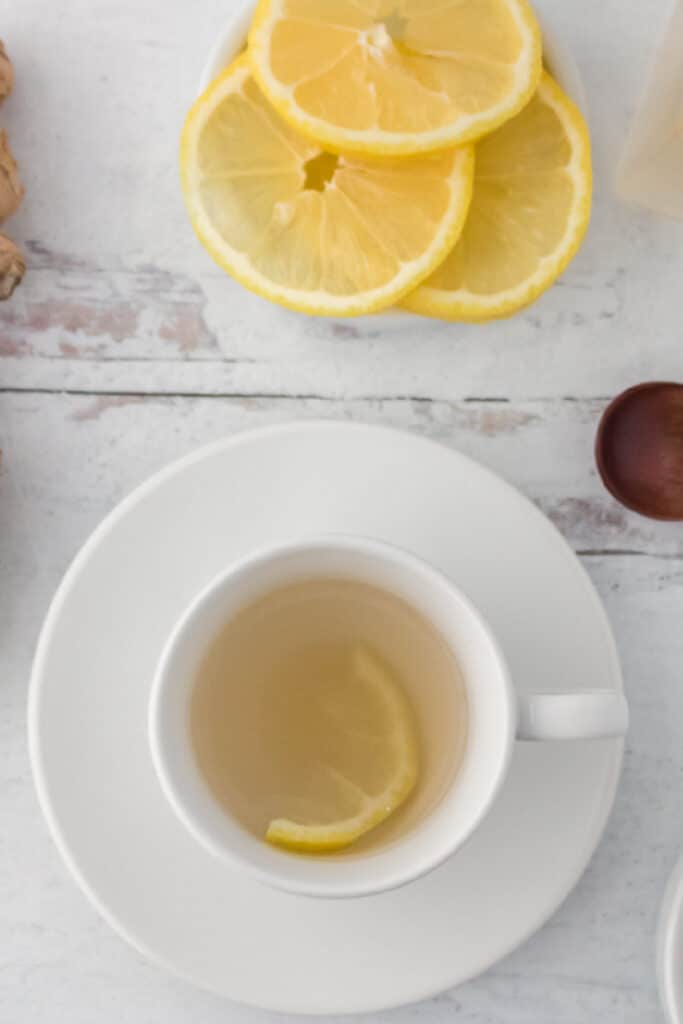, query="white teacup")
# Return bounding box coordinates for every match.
[149,536,627,899]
